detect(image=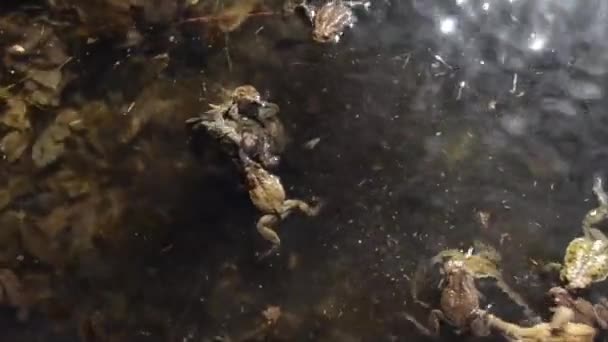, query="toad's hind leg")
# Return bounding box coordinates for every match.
[256,214,281,245]
[281,199,321,219]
